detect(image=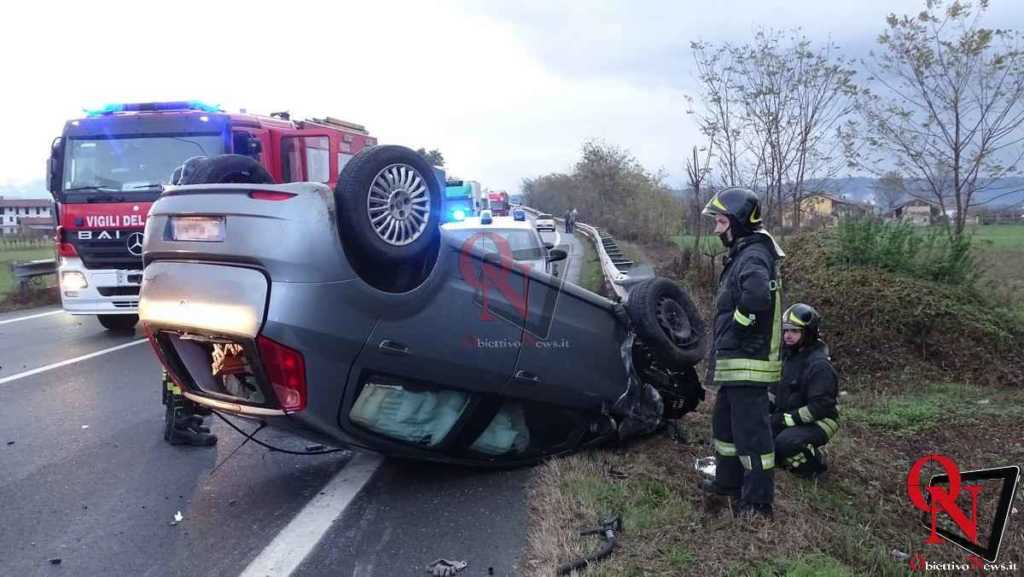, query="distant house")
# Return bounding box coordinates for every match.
[891,198,941,226]
[783,192,869,228]
[0,198,54,236]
